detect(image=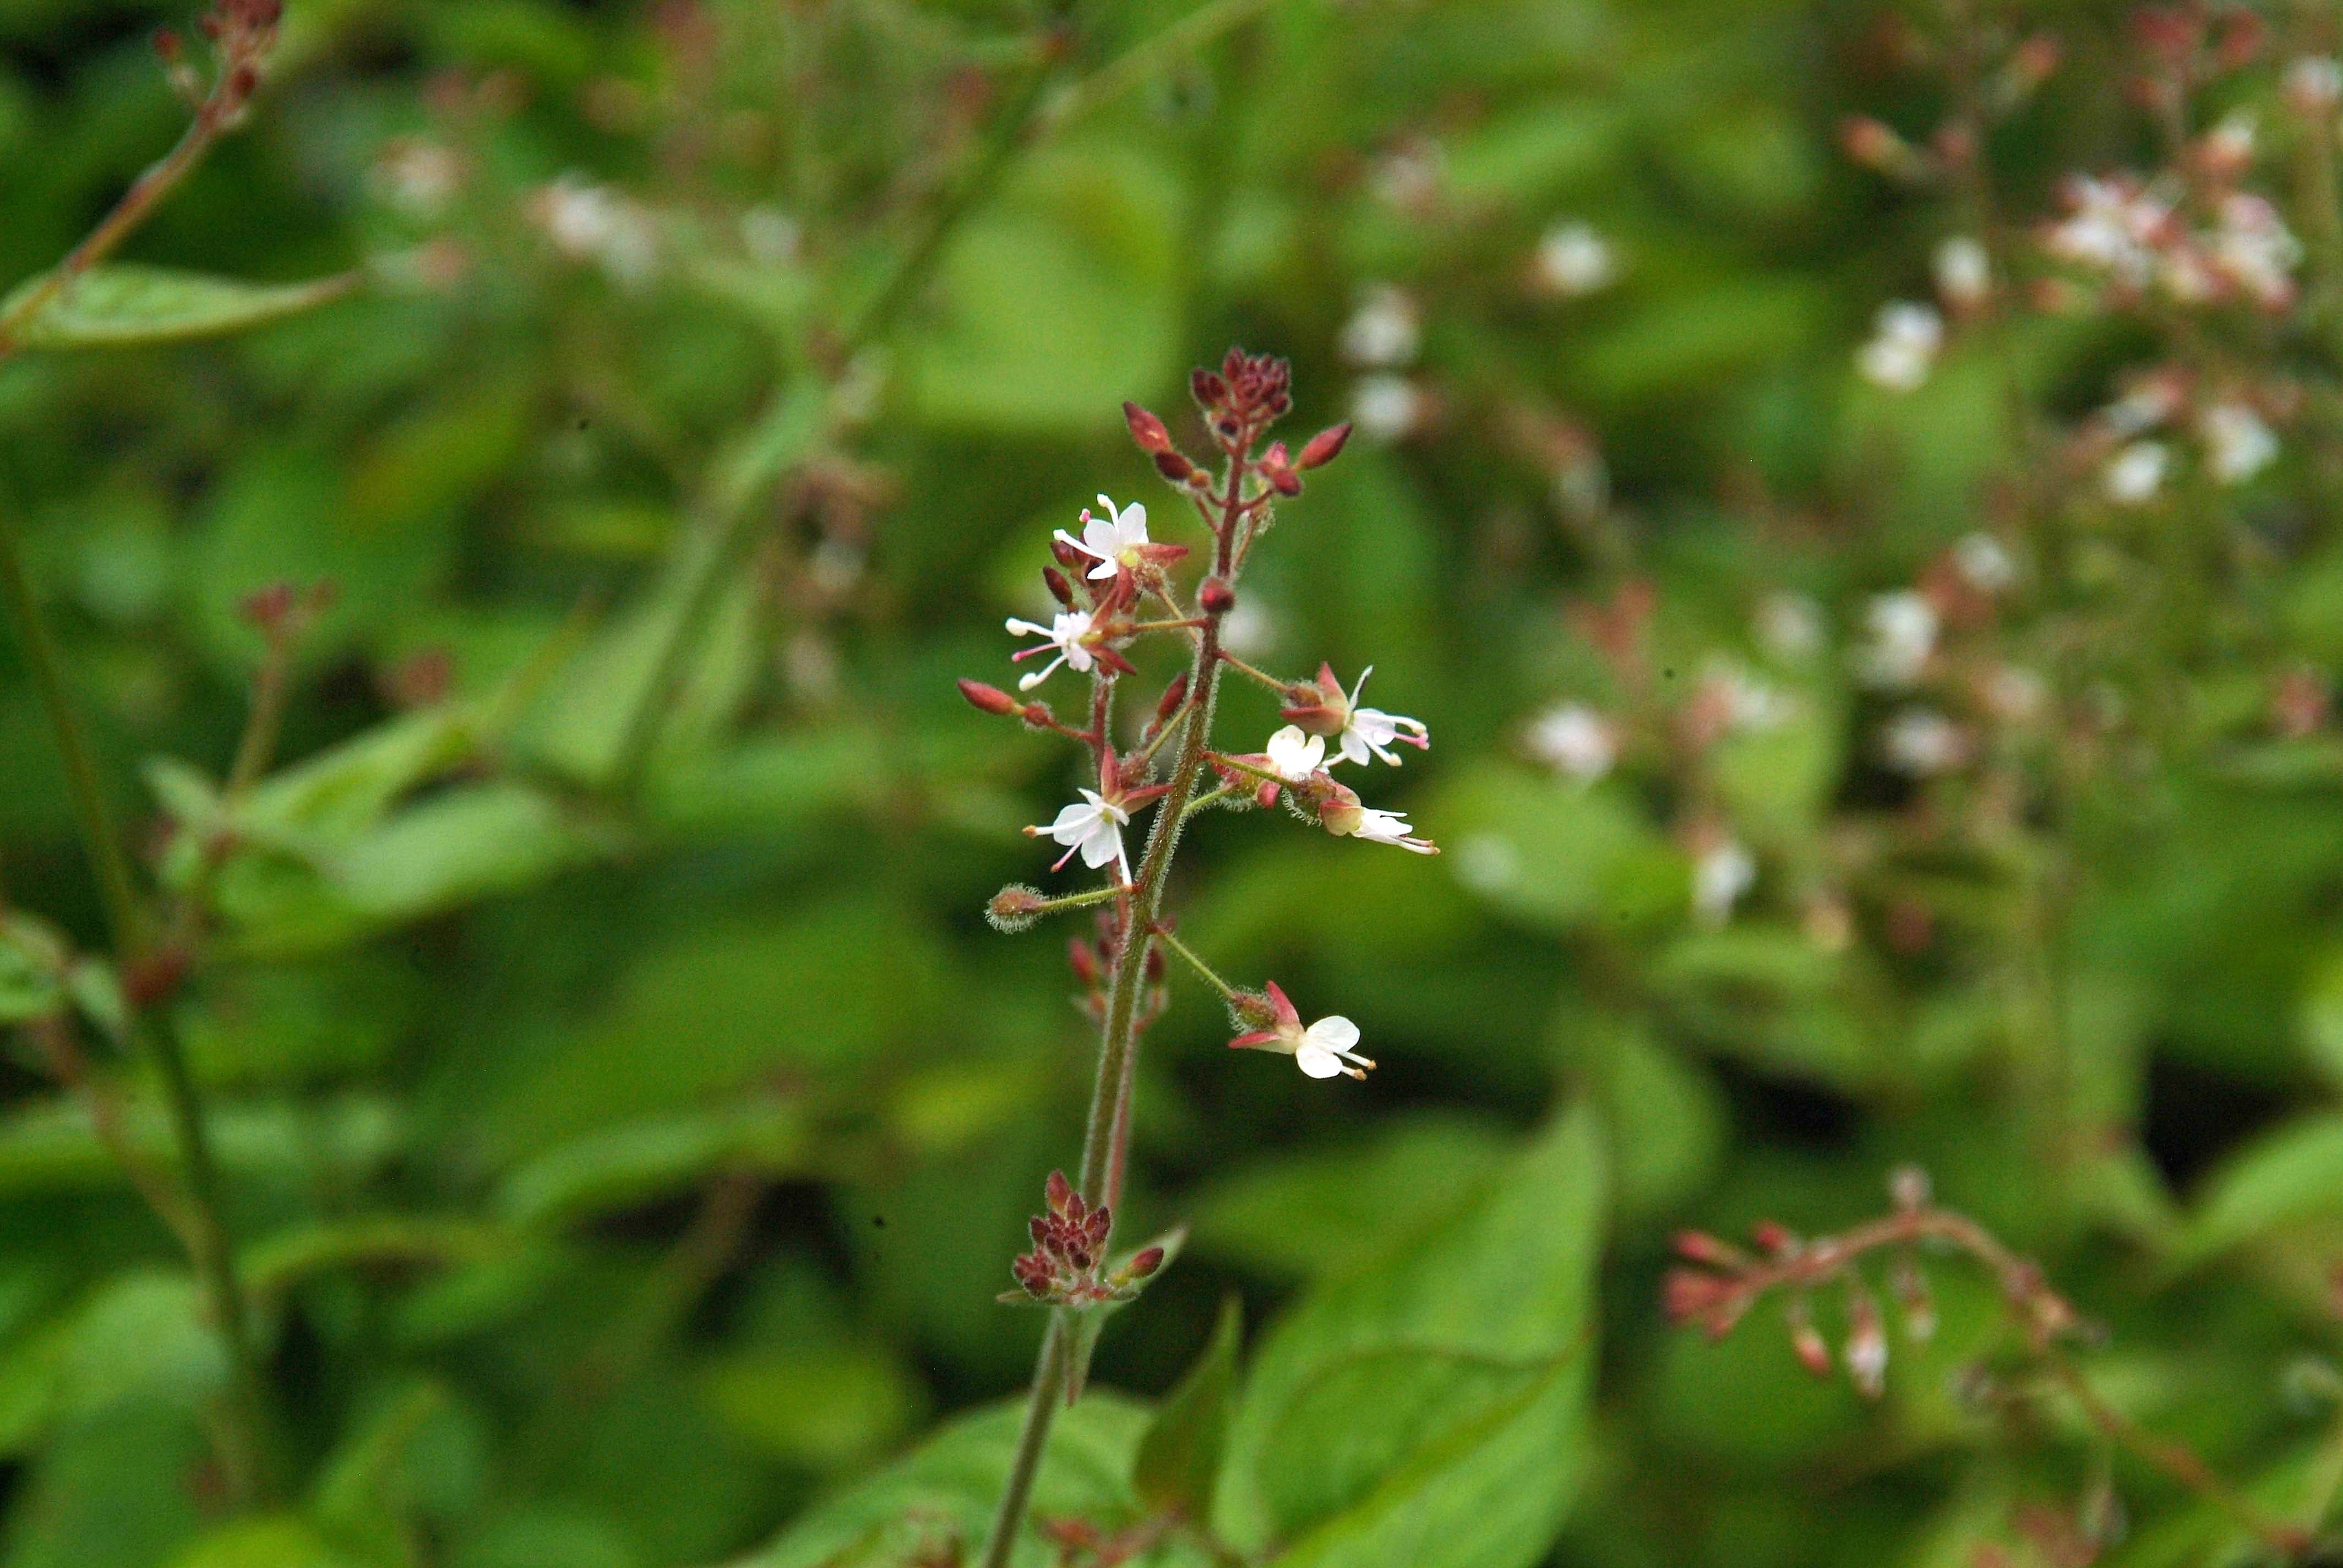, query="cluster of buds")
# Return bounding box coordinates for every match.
[157,0,283,120]
[1004,1172,1165,1309]
[1665,1167,2079,1400]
